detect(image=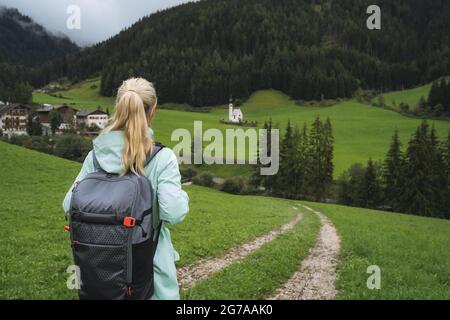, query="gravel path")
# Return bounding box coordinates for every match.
[178,209,304,288]
[271,205,341,300]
